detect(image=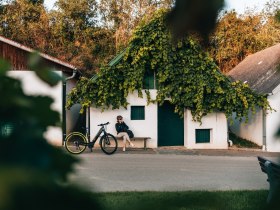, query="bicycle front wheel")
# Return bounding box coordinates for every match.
[65,132,87,154]
[100,133,118,155]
